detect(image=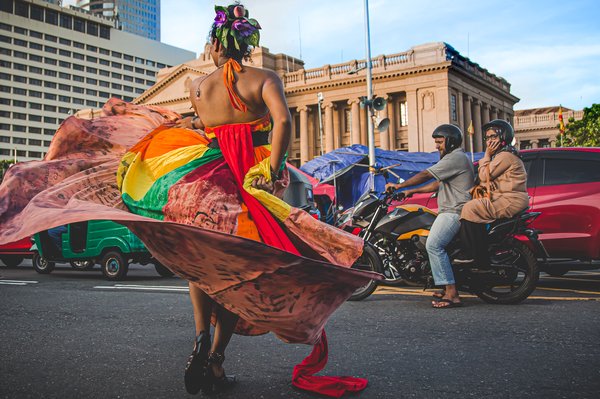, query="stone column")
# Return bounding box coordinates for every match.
[332,104,341,149]
[482,103,490,126]
[463,95,473,152]
[497,109,505,121]
[491,106,498,120]
[359,105,368,145]
[387,97,396,150]
[299,105,309,164]
[324,103,335,153]
[350,100,361,145]
[379,98,390,150]
[473,98,483,152]
[406,89,419,152]
[456,91,464,133]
